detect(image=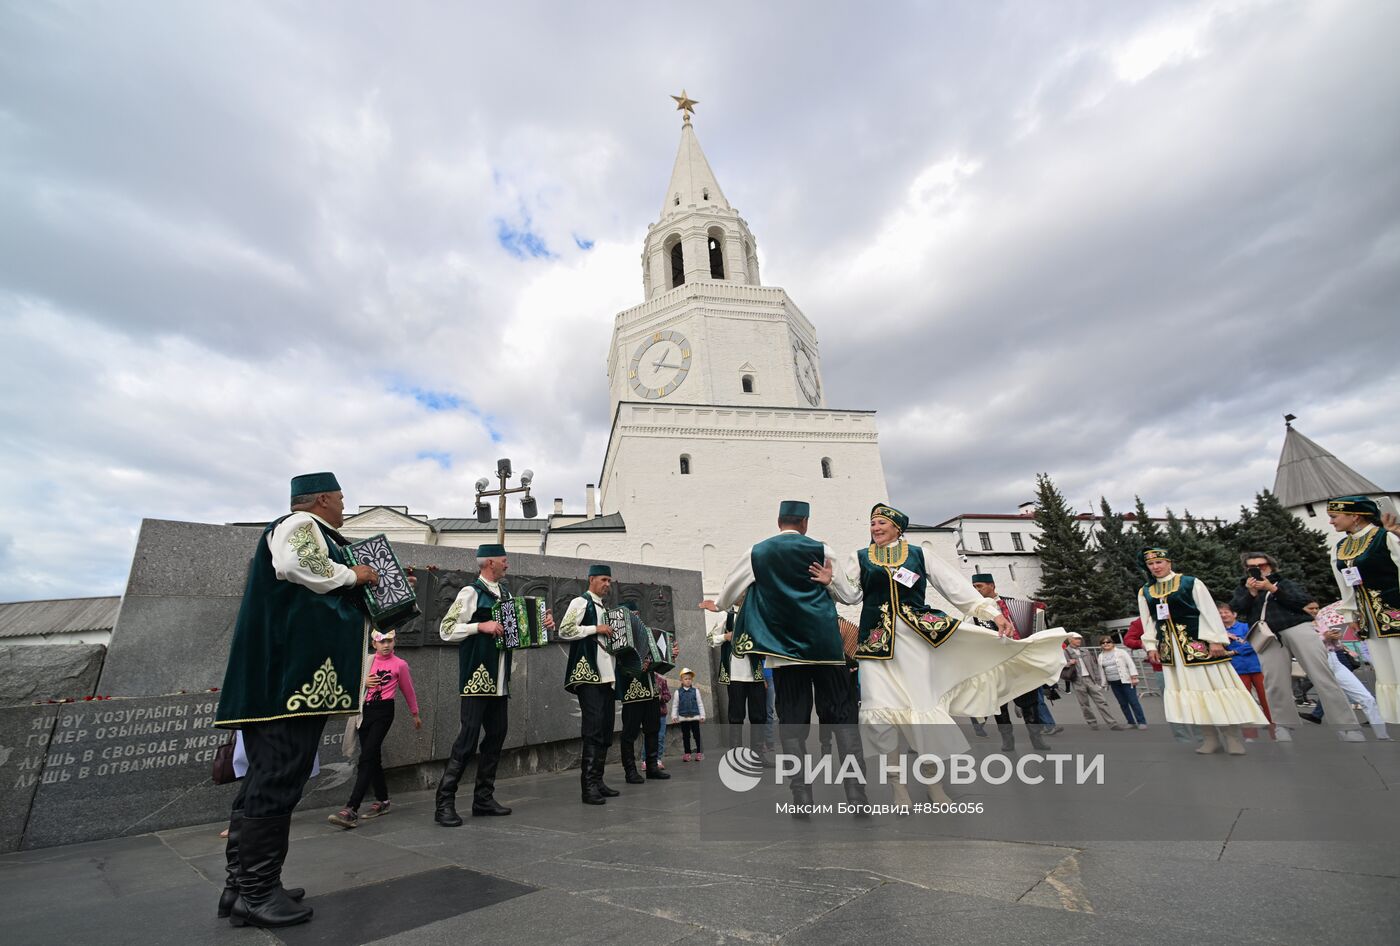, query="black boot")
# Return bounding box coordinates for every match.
[621,739,645,784]
[781,735,812,819]
[435,756,467,827]
[1027,725,1050,751]
[471,750,511,815]
[581,747,606,805]
[997,722,1016,752]
[644,730,670,779]
[833,724,869,808]
[229,815,313,929]
[218,811,304,917]
[596,753,620,797]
